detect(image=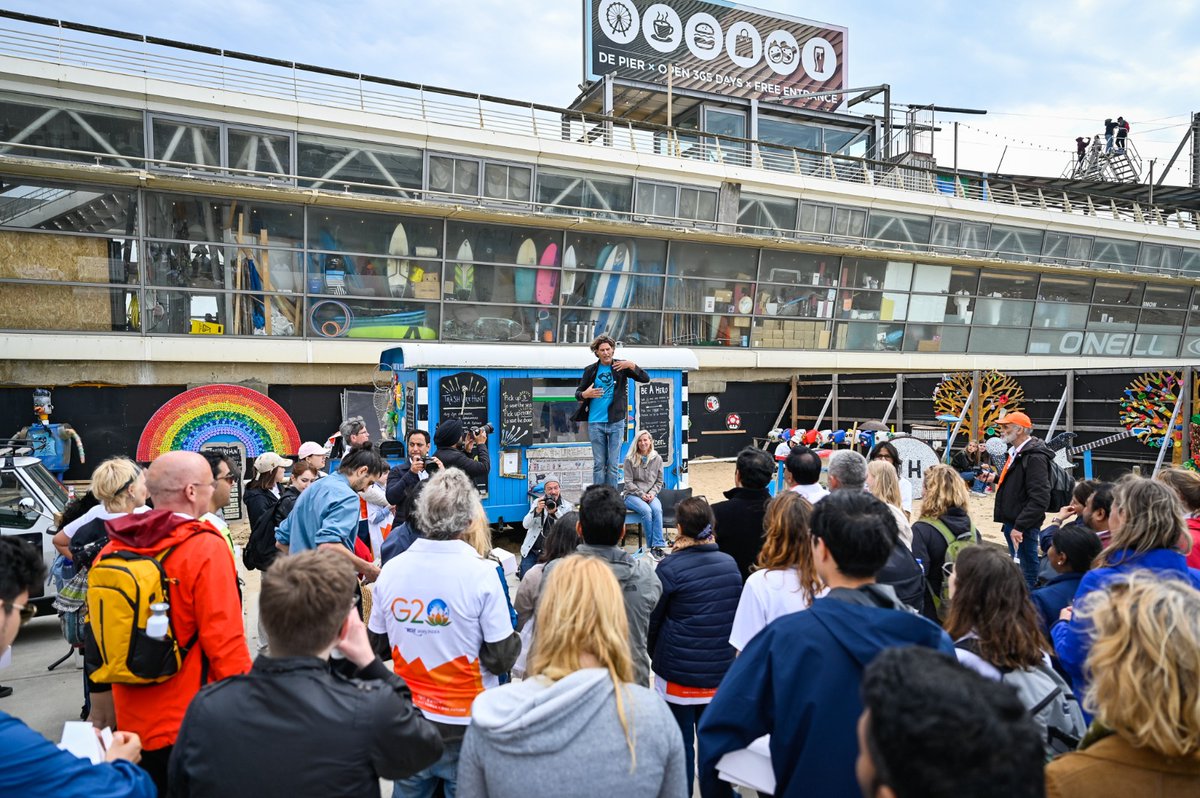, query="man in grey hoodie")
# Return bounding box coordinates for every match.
[545,484,661,686]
